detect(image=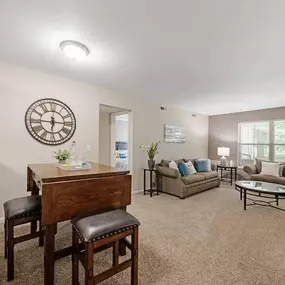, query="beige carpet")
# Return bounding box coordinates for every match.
[1,184,285,285]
